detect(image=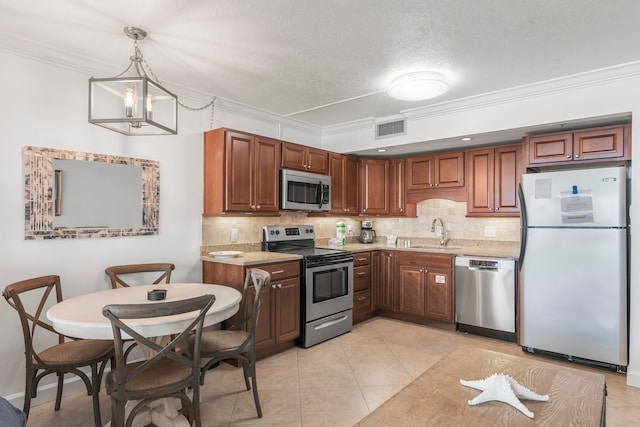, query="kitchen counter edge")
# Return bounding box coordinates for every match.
[201,251,303,266]
[202,243,518,266]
